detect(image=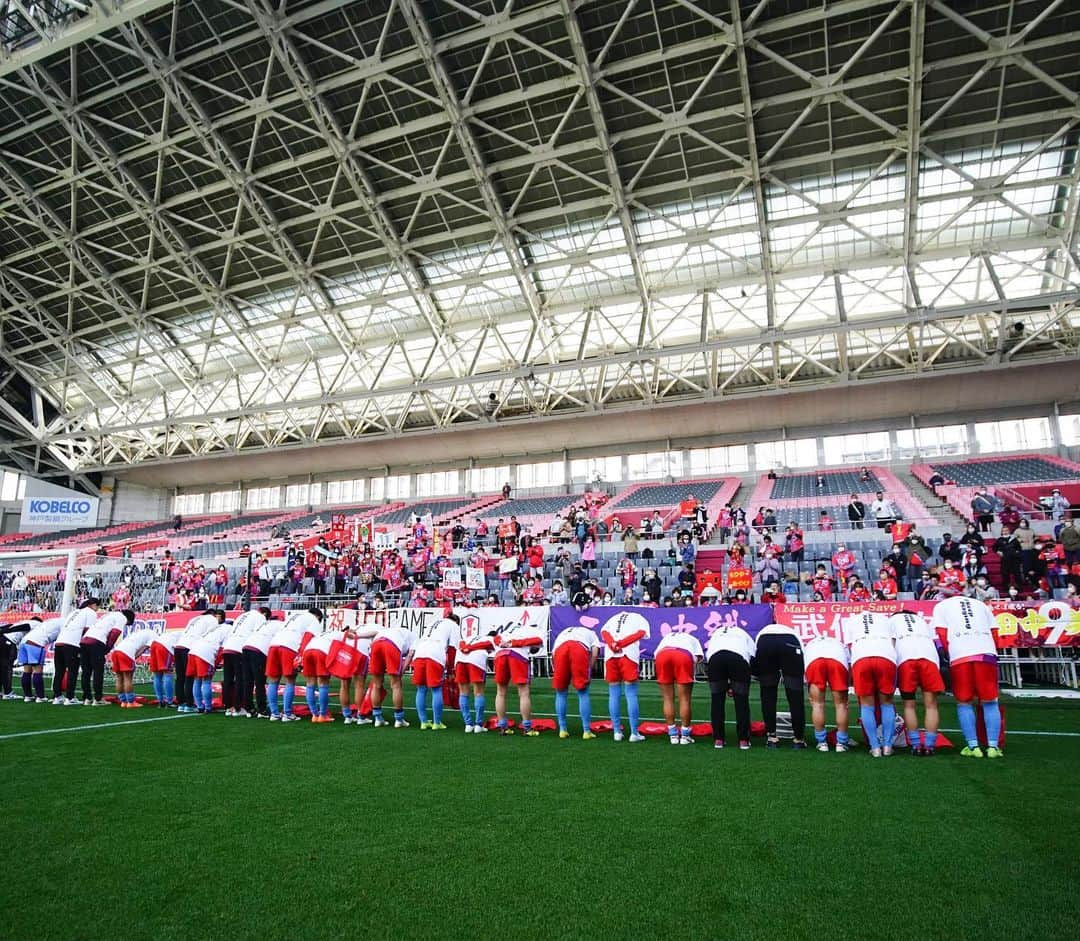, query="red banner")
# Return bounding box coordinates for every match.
[773,600,1080,648]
